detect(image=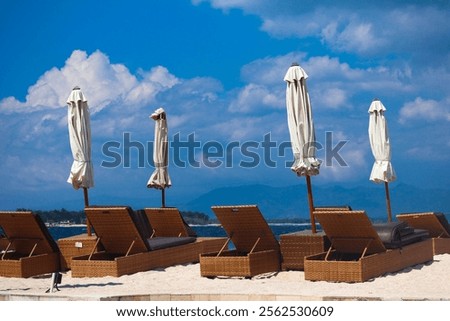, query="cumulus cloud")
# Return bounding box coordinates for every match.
[0,50,180,114]
[228,84,280,113]
[0,96,26,111]
[317,88,348,110]
[399,97,450,123]
[323,20,386,54]
[126,66,180,106]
